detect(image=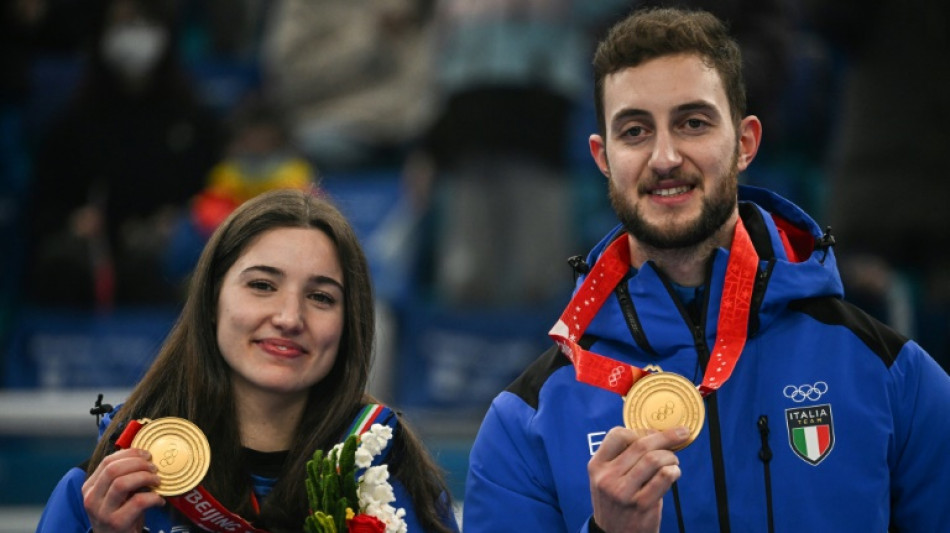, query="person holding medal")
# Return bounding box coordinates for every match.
[463,6,950,533]
[36,189,459,533]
